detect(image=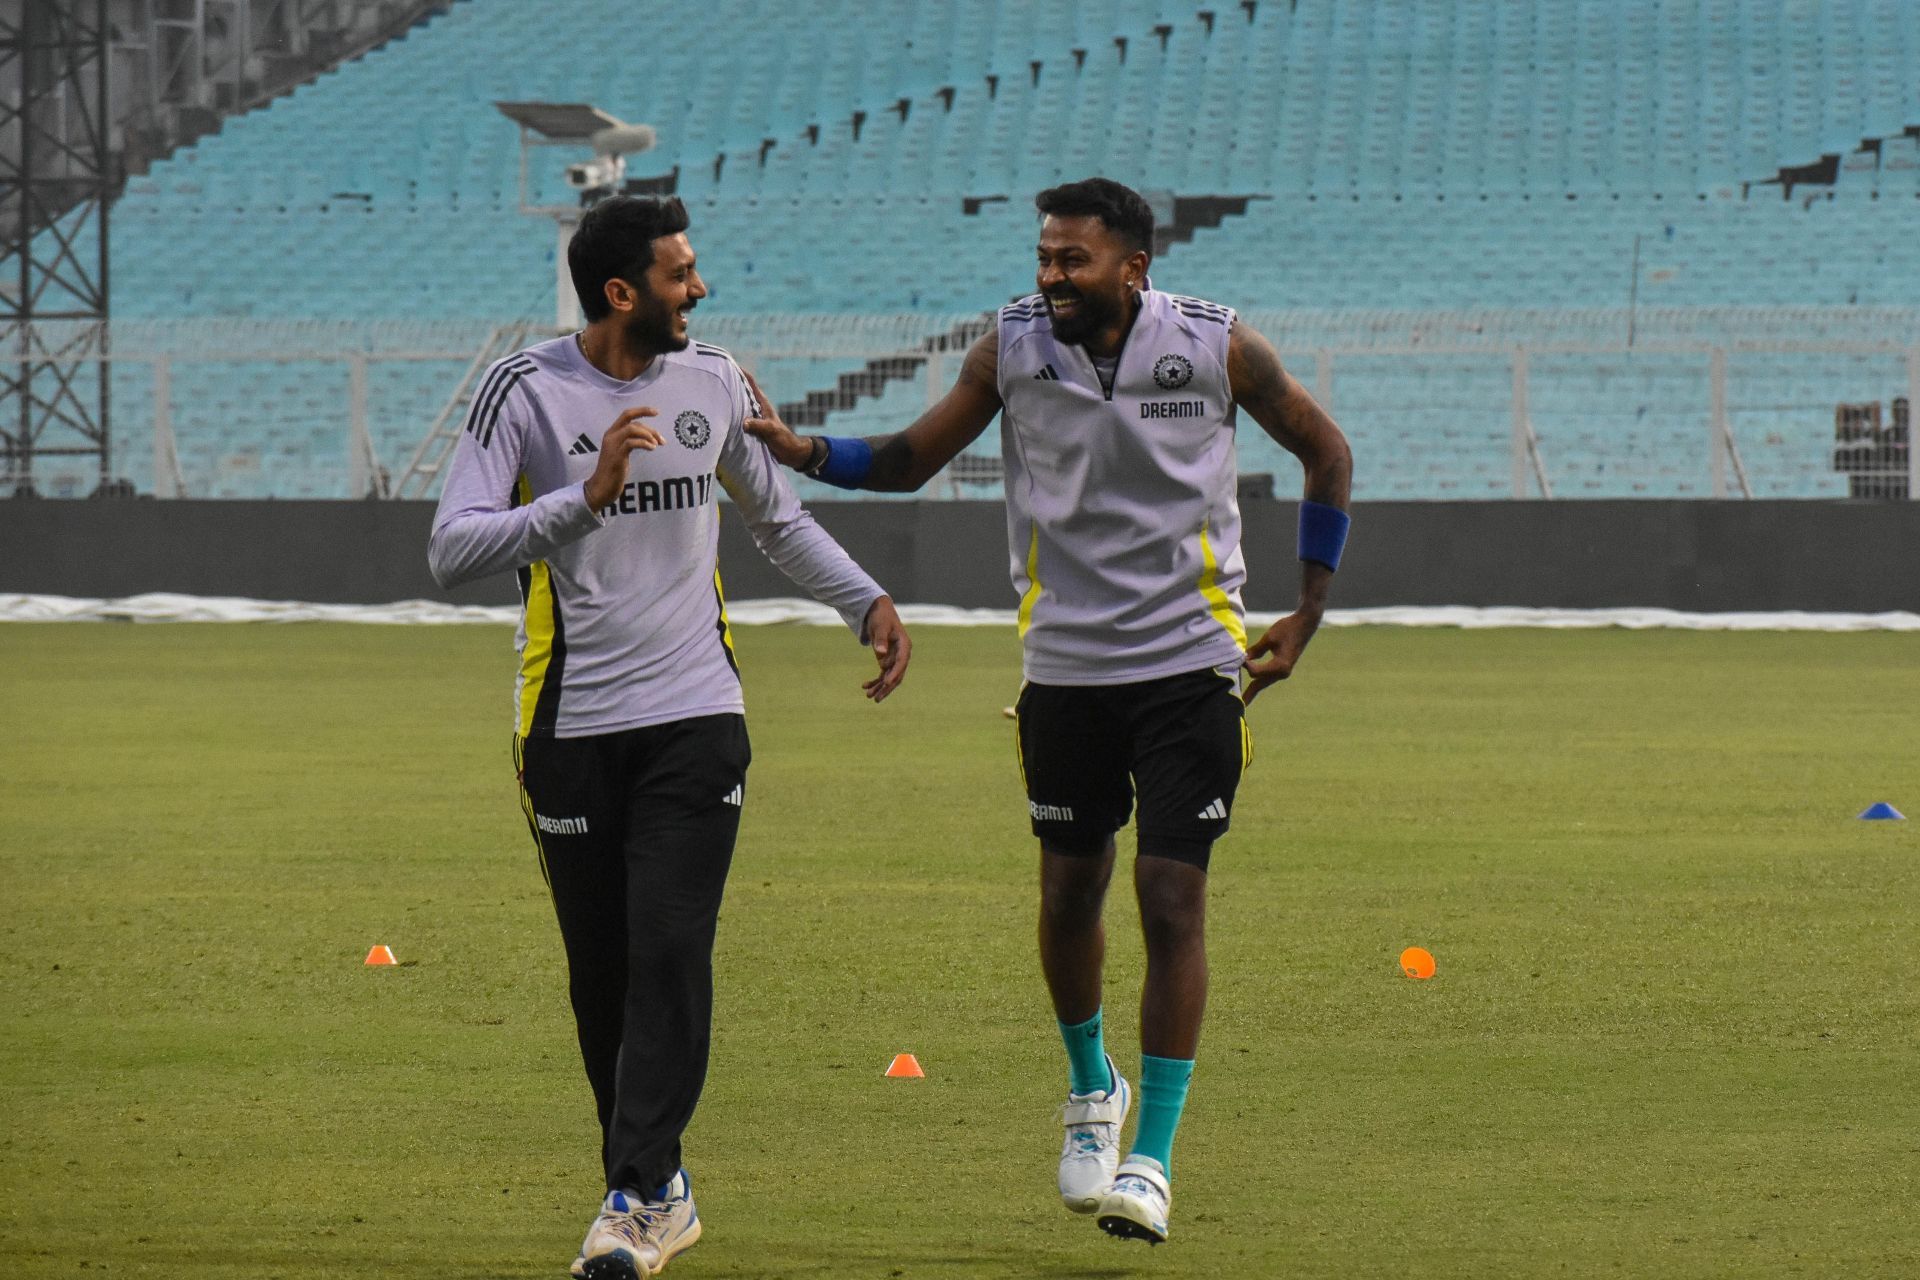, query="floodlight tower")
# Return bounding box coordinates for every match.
[1,0,114,498]
[493,102,657,331]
